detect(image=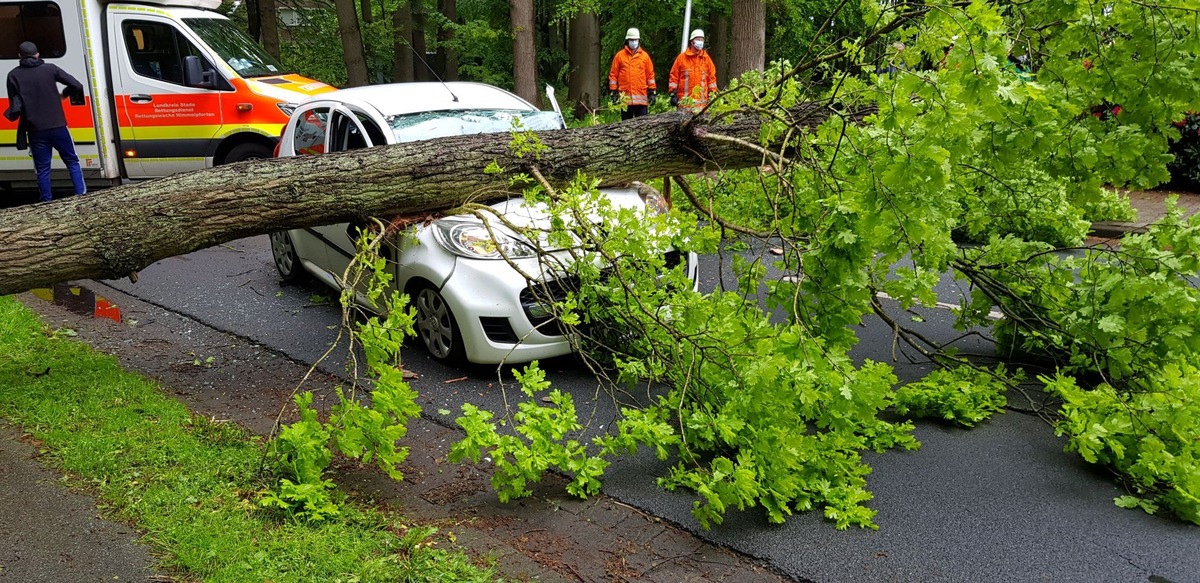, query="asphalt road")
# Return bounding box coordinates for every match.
[91,235,1199,583]
[0,421,153,582]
